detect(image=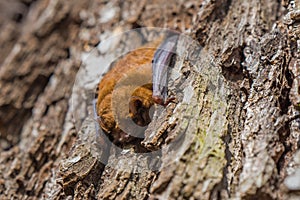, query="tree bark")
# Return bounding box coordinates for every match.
[0,0,300,199]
